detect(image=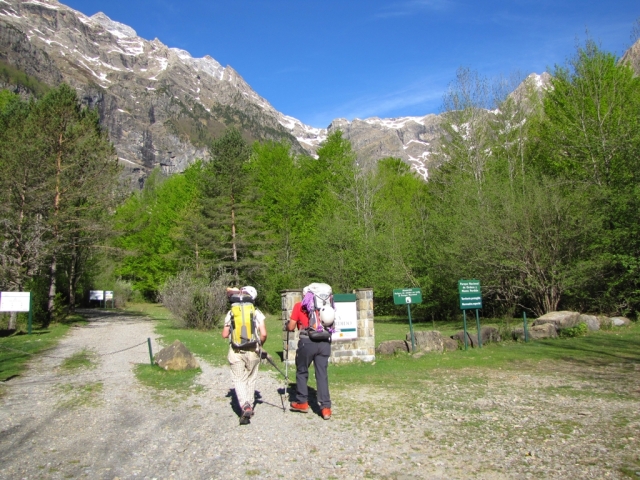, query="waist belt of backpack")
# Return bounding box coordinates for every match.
[232,343,257,352]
